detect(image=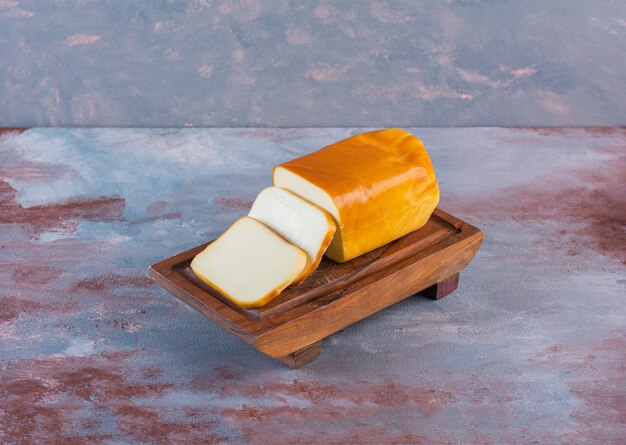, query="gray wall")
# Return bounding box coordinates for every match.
[1,0,625,127]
